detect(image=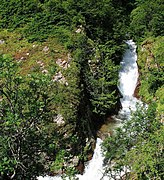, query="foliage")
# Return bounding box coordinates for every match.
[89,50,120,116]
[0,0,133,118]
[2,0,163,179]
[71,33,122,117]
[102,103,163,179]
[0,0,131,120]
[103,13,164,177]
[0,0,41,29]
[125,126,164,180]
[137,37,164,111]
[130,0,164,40]
[155,86,164,120]
[0,30,68,74]
[0,0,133,43]
[101,3,164,178]
[0,52,82,178]
[0,29,84,177]
[0,54,59,179]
